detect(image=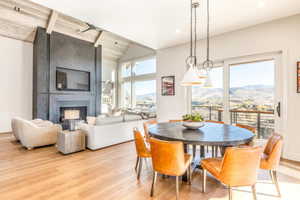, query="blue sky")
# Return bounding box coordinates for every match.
[208,60,275,88]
